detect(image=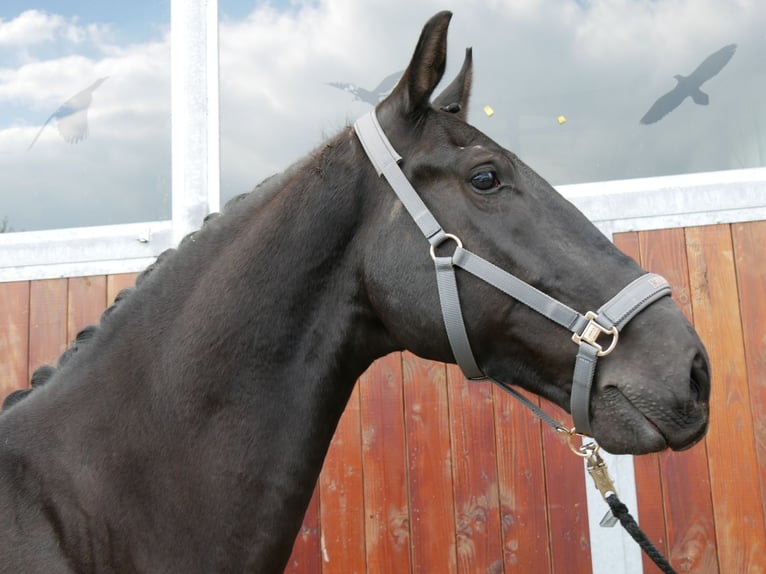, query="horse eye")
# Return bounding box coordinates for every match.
[470,170,500,193]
